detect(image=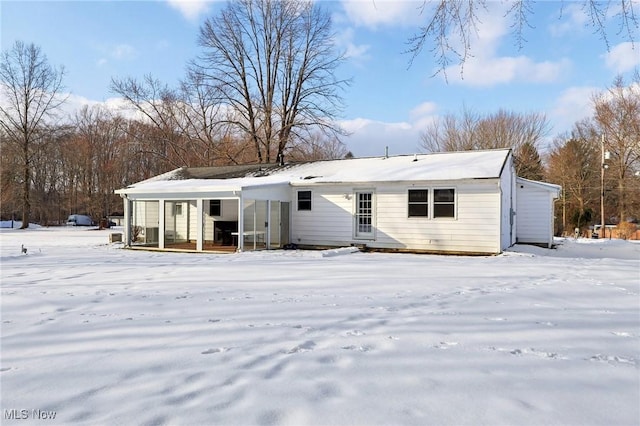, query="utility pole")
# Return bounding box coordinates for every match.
[600,134,609,238]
